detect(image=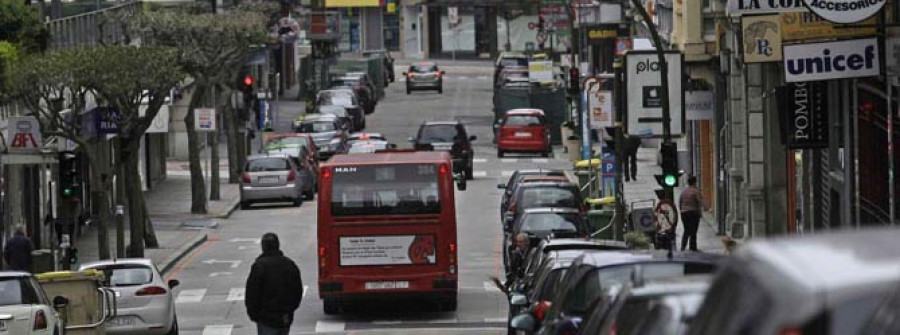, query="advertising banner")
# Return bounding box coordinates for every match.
[340,235,437,266]
[780,12,876,41]
[802,0,886,24]
[589,90,614,129]
[7,116,42,153]
[194,108,217,132]
[741,15,782,63]
[783,38,879,82]
[528,61,555,83]
[726,0,806,15]
[686,91,715,120]
[777,81,828,149]
[625,51,684,136]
